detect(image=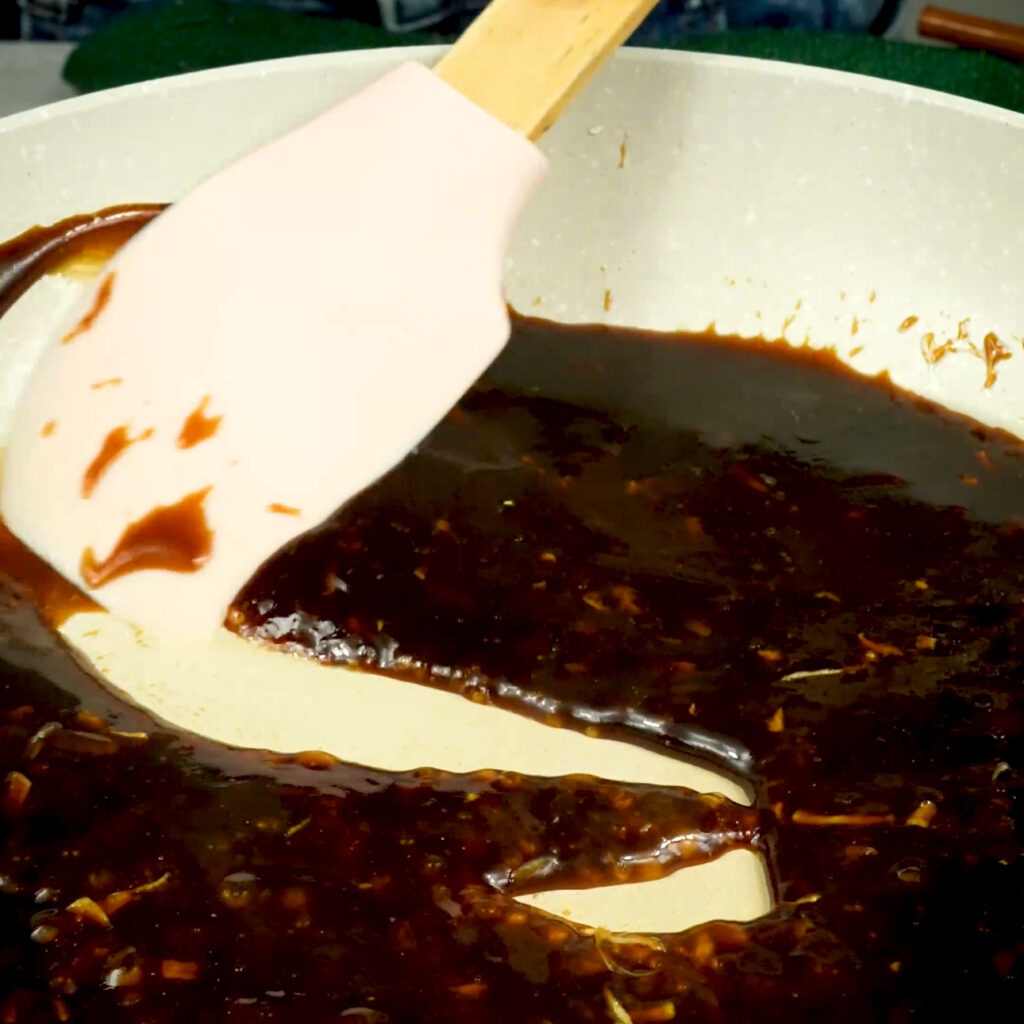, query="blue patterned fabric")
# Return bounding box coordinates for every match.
[16,0,895,42]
